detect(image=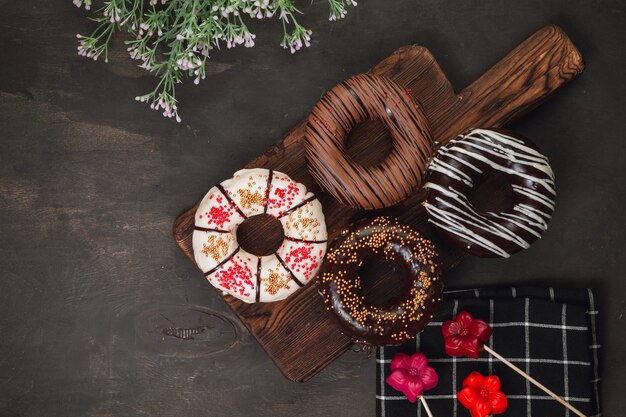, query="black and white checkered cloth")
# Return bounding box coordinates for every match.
[376,287,601,417]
